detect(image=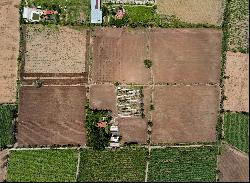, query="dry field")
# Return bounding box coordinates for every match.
[224,52,249,112]
[157,0,225,25]
[0,0,19,103]
[91,28,150,84]
[0,150,8,182]
[89,84,117,116]
[24,25,87,74]
[142,86,152,119]
[119,117,147,144]
[218,144,249,182]
[149,28,222,84]
[17,86,87,146]
[151,85,220,144]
